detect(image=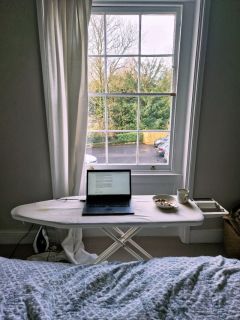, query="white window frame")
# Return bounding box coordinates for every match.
[88,5,181,172]
[87,0,210,195]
